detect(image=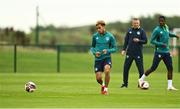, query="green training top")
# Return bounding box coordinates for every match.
[91,31,117,60]
[150,24,177,53]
